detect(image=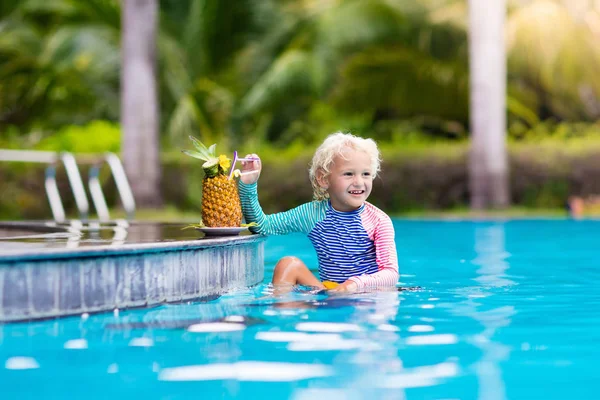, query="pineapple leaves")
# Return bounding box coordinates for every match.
[181,150,209,160]
[189,135,211,156]
[207,144,217,157]
[186,135,217,161]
